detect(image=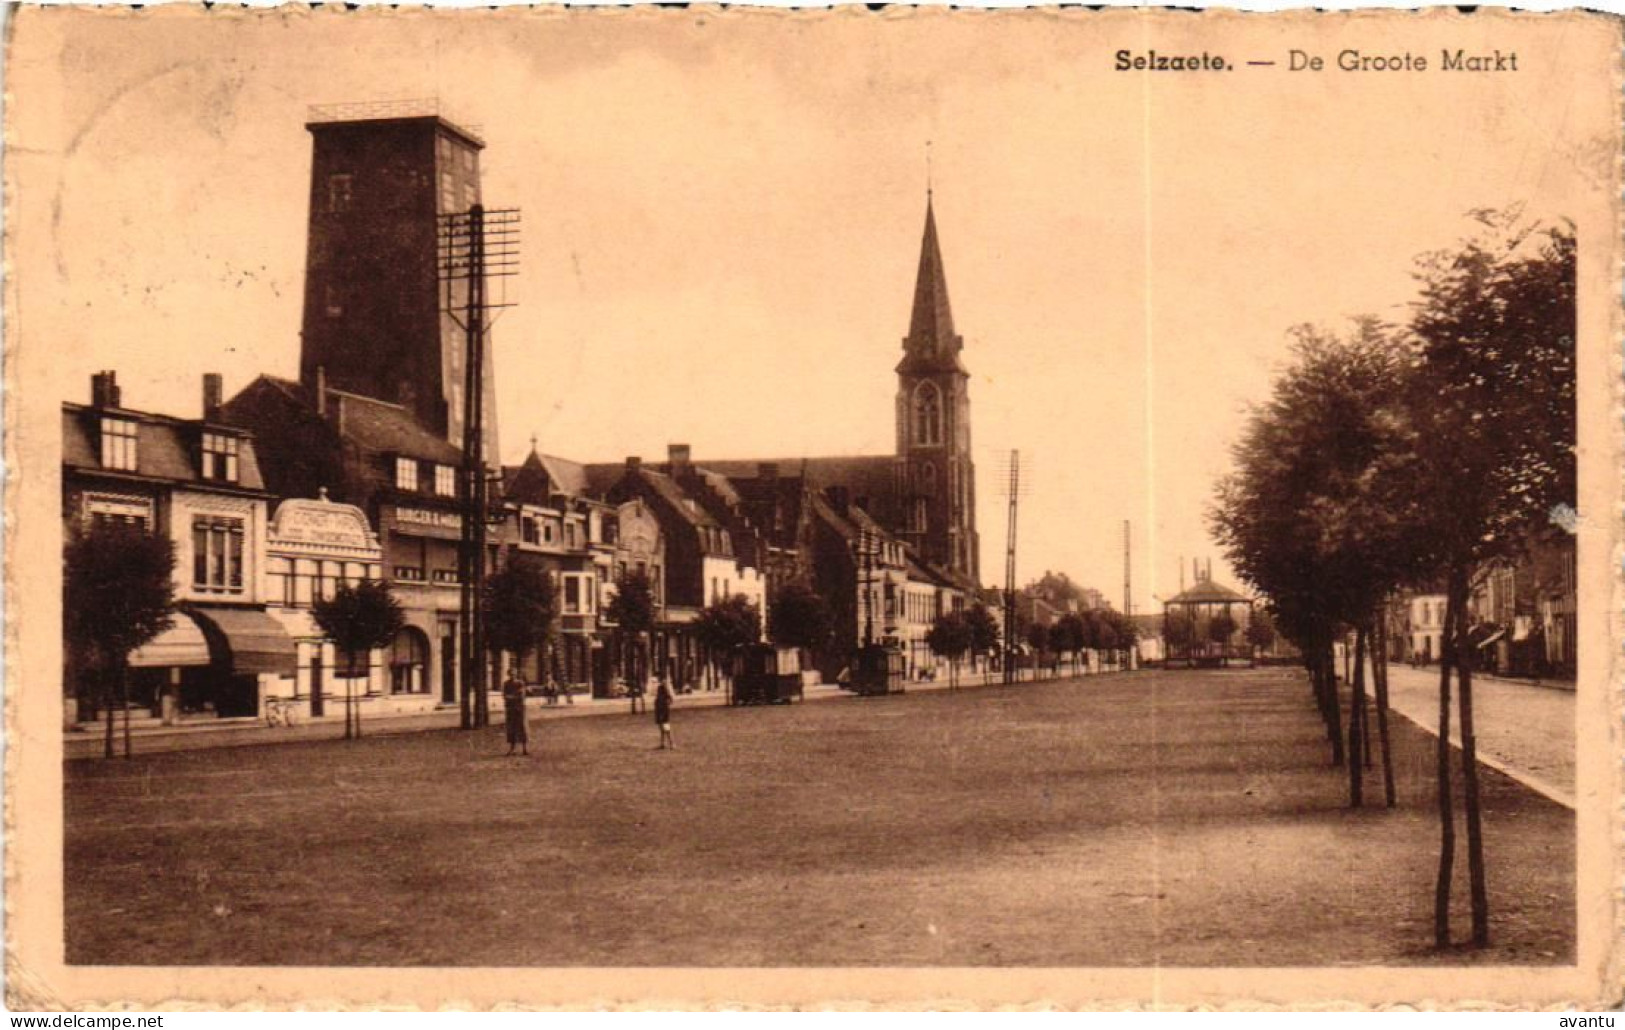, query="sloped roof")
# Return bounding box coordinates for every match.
[503,452,554,505]
[328,389,462,465]
[897,197,968,376]
[636,467,723,530]
[701,456,897,517]
[1165,578,1251,605]
[253,375,461,465]
[536,453,589,498]
[63,402,267,492]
